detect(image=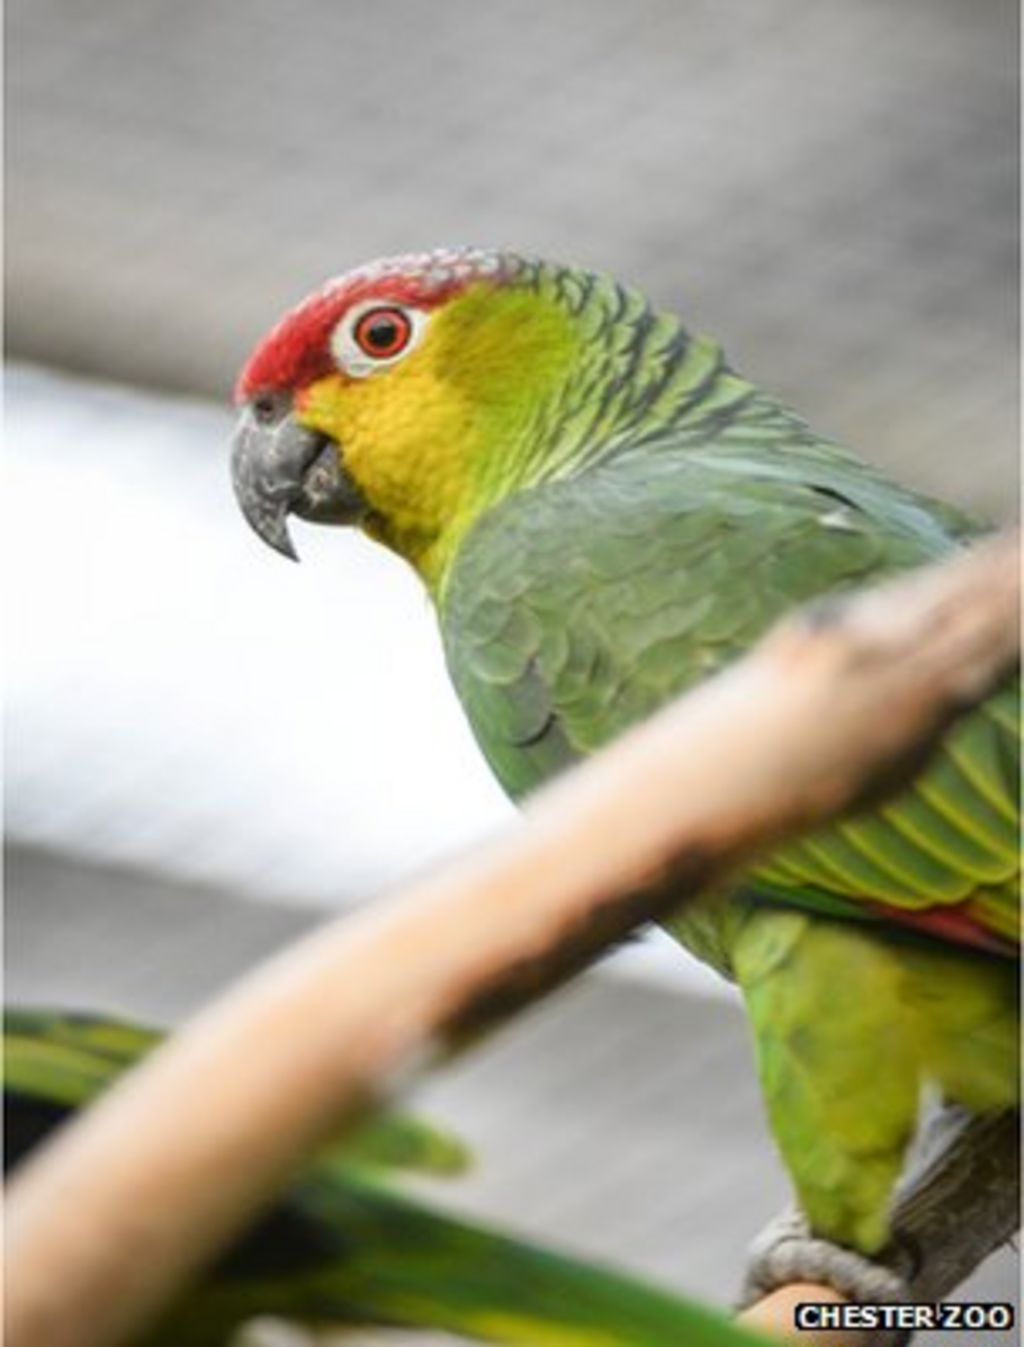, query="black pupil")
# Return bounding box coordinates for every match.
[364,314,401,351]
